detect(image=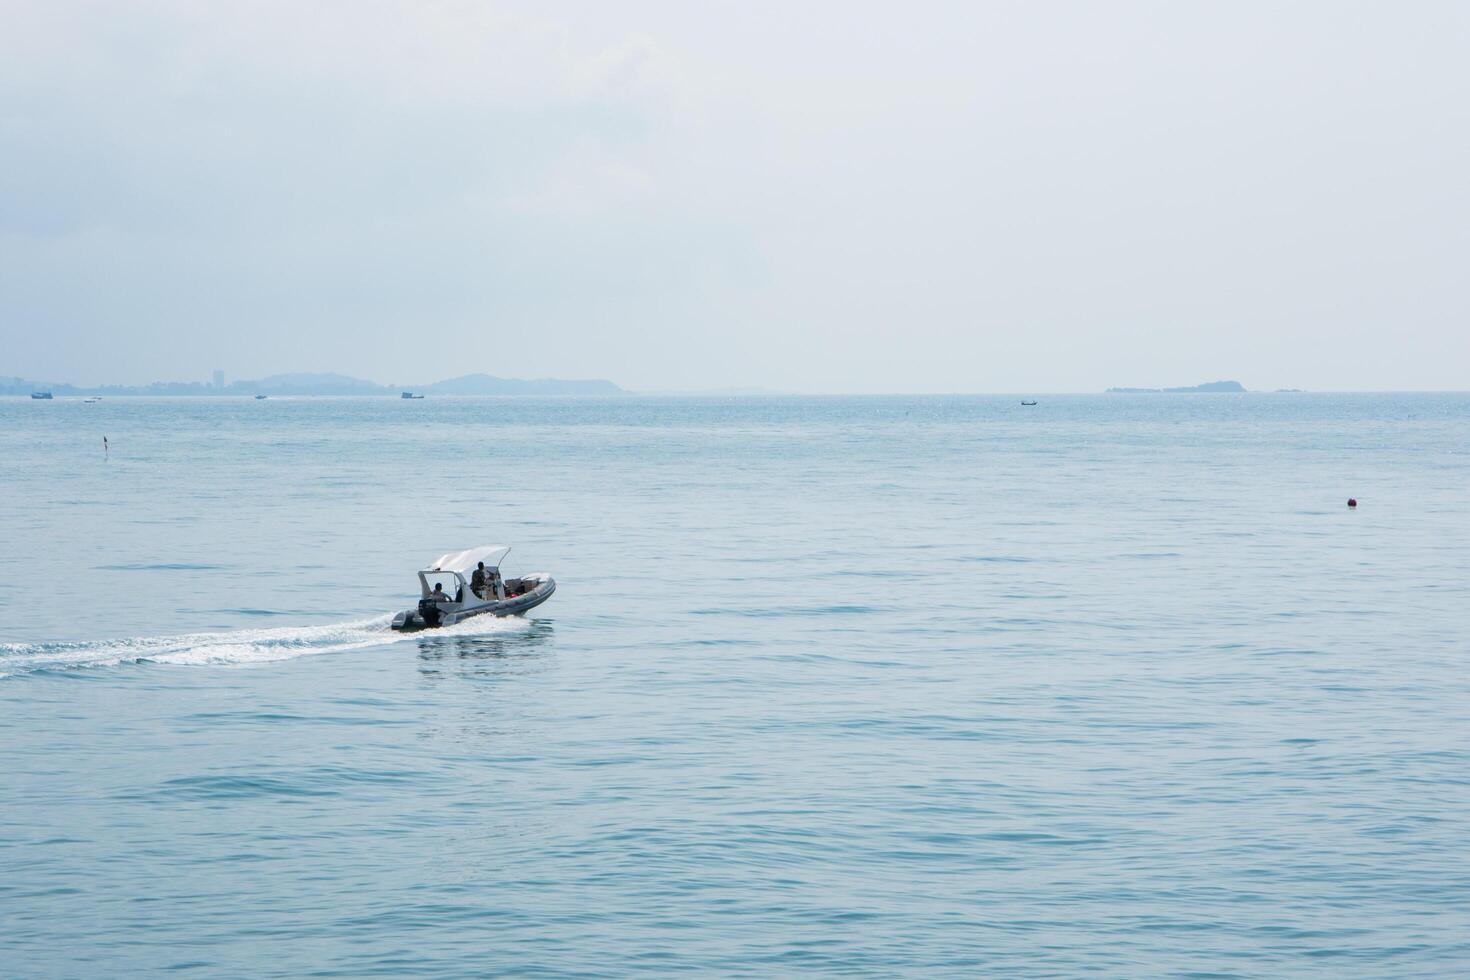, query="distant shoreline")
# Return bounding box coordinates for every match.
[1106,380,1247,393]
[1,371,624,398]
